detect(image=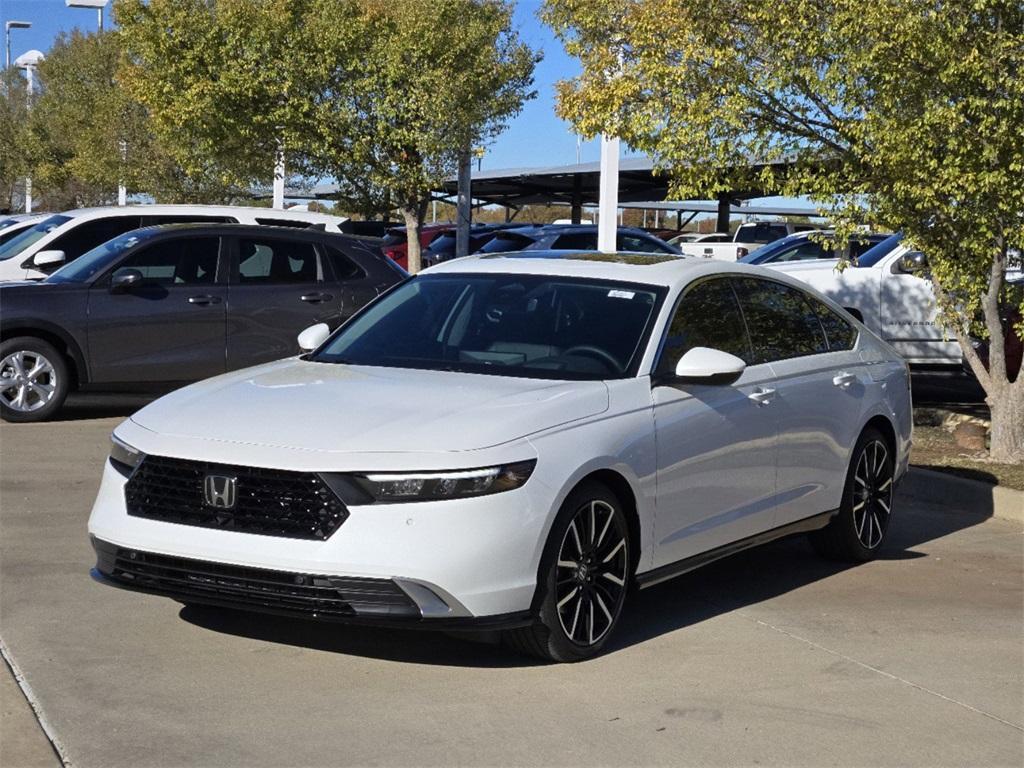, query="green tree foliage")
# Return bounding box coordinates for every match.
[116,0,538,272]
[544,0,1024,461]
[0,70,30,211]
